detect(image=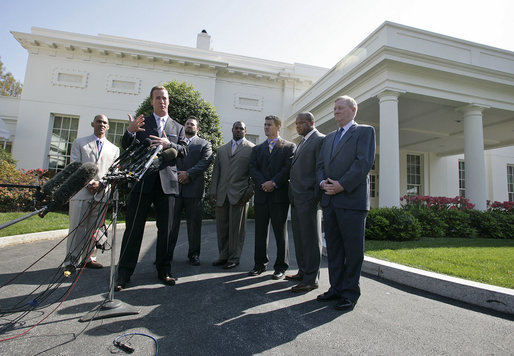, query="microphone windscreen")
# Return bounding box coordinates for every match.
[53,162,99,205]
[41,161,82,196]
[160,147,178,162]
